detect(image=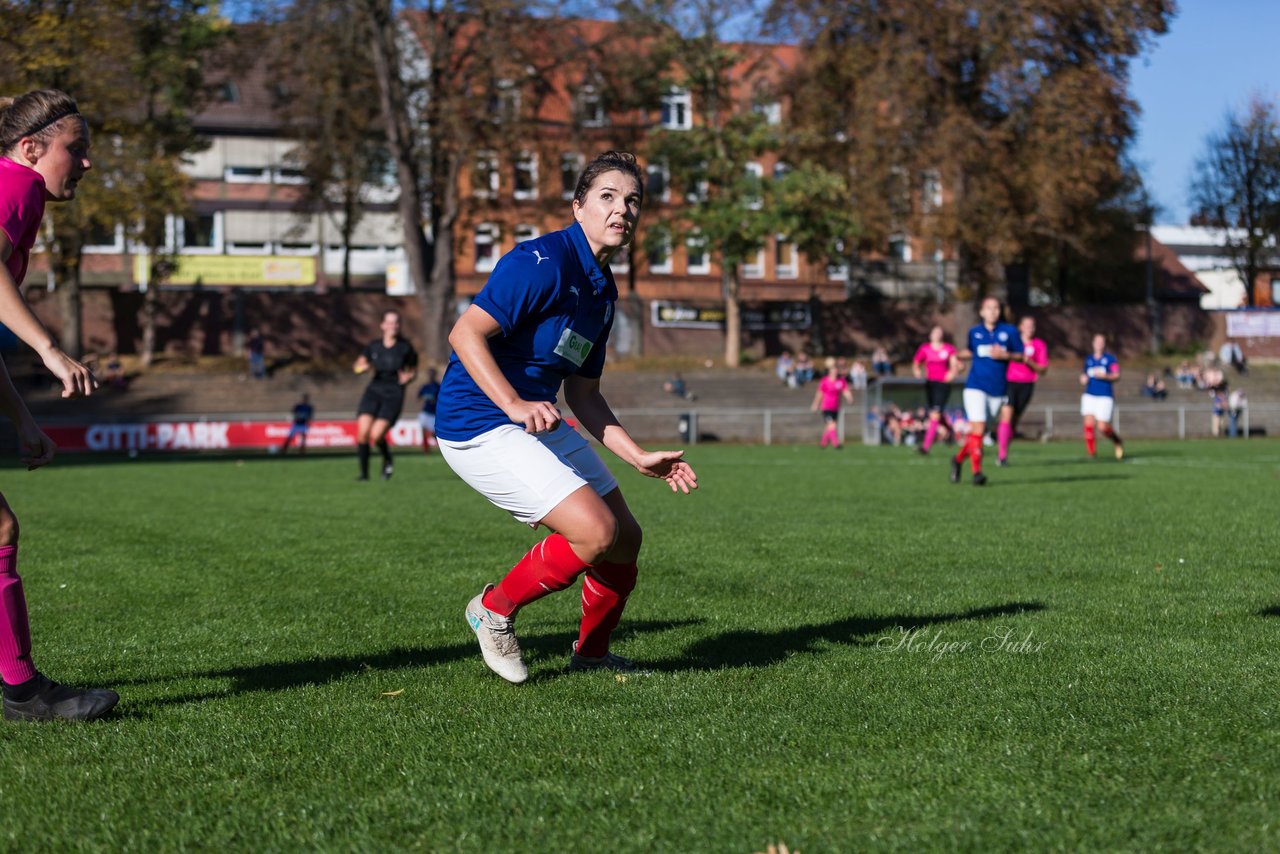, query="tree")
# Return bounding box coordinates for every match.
[1190,96,1280,308]
[768,0,1173,304]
